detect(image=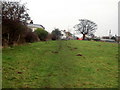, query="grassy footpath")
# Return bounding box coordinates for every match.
[2,40,118,88]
